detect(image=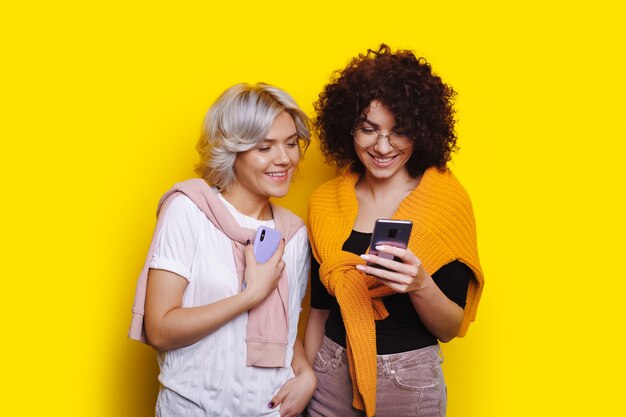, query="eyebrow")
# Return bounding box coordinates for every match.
[361,117,379,128]
[262,133,299,142]
[360,117,399,130]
